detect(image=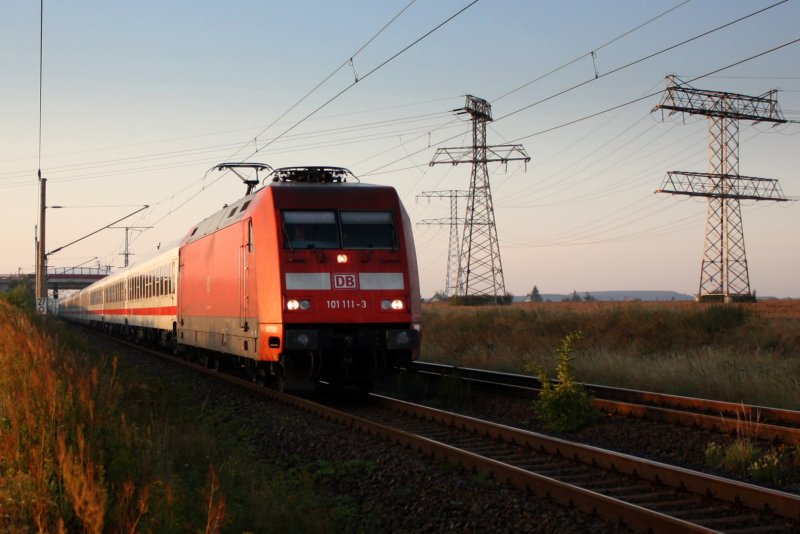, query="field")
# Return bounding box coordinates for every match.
[420,299,800,410]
